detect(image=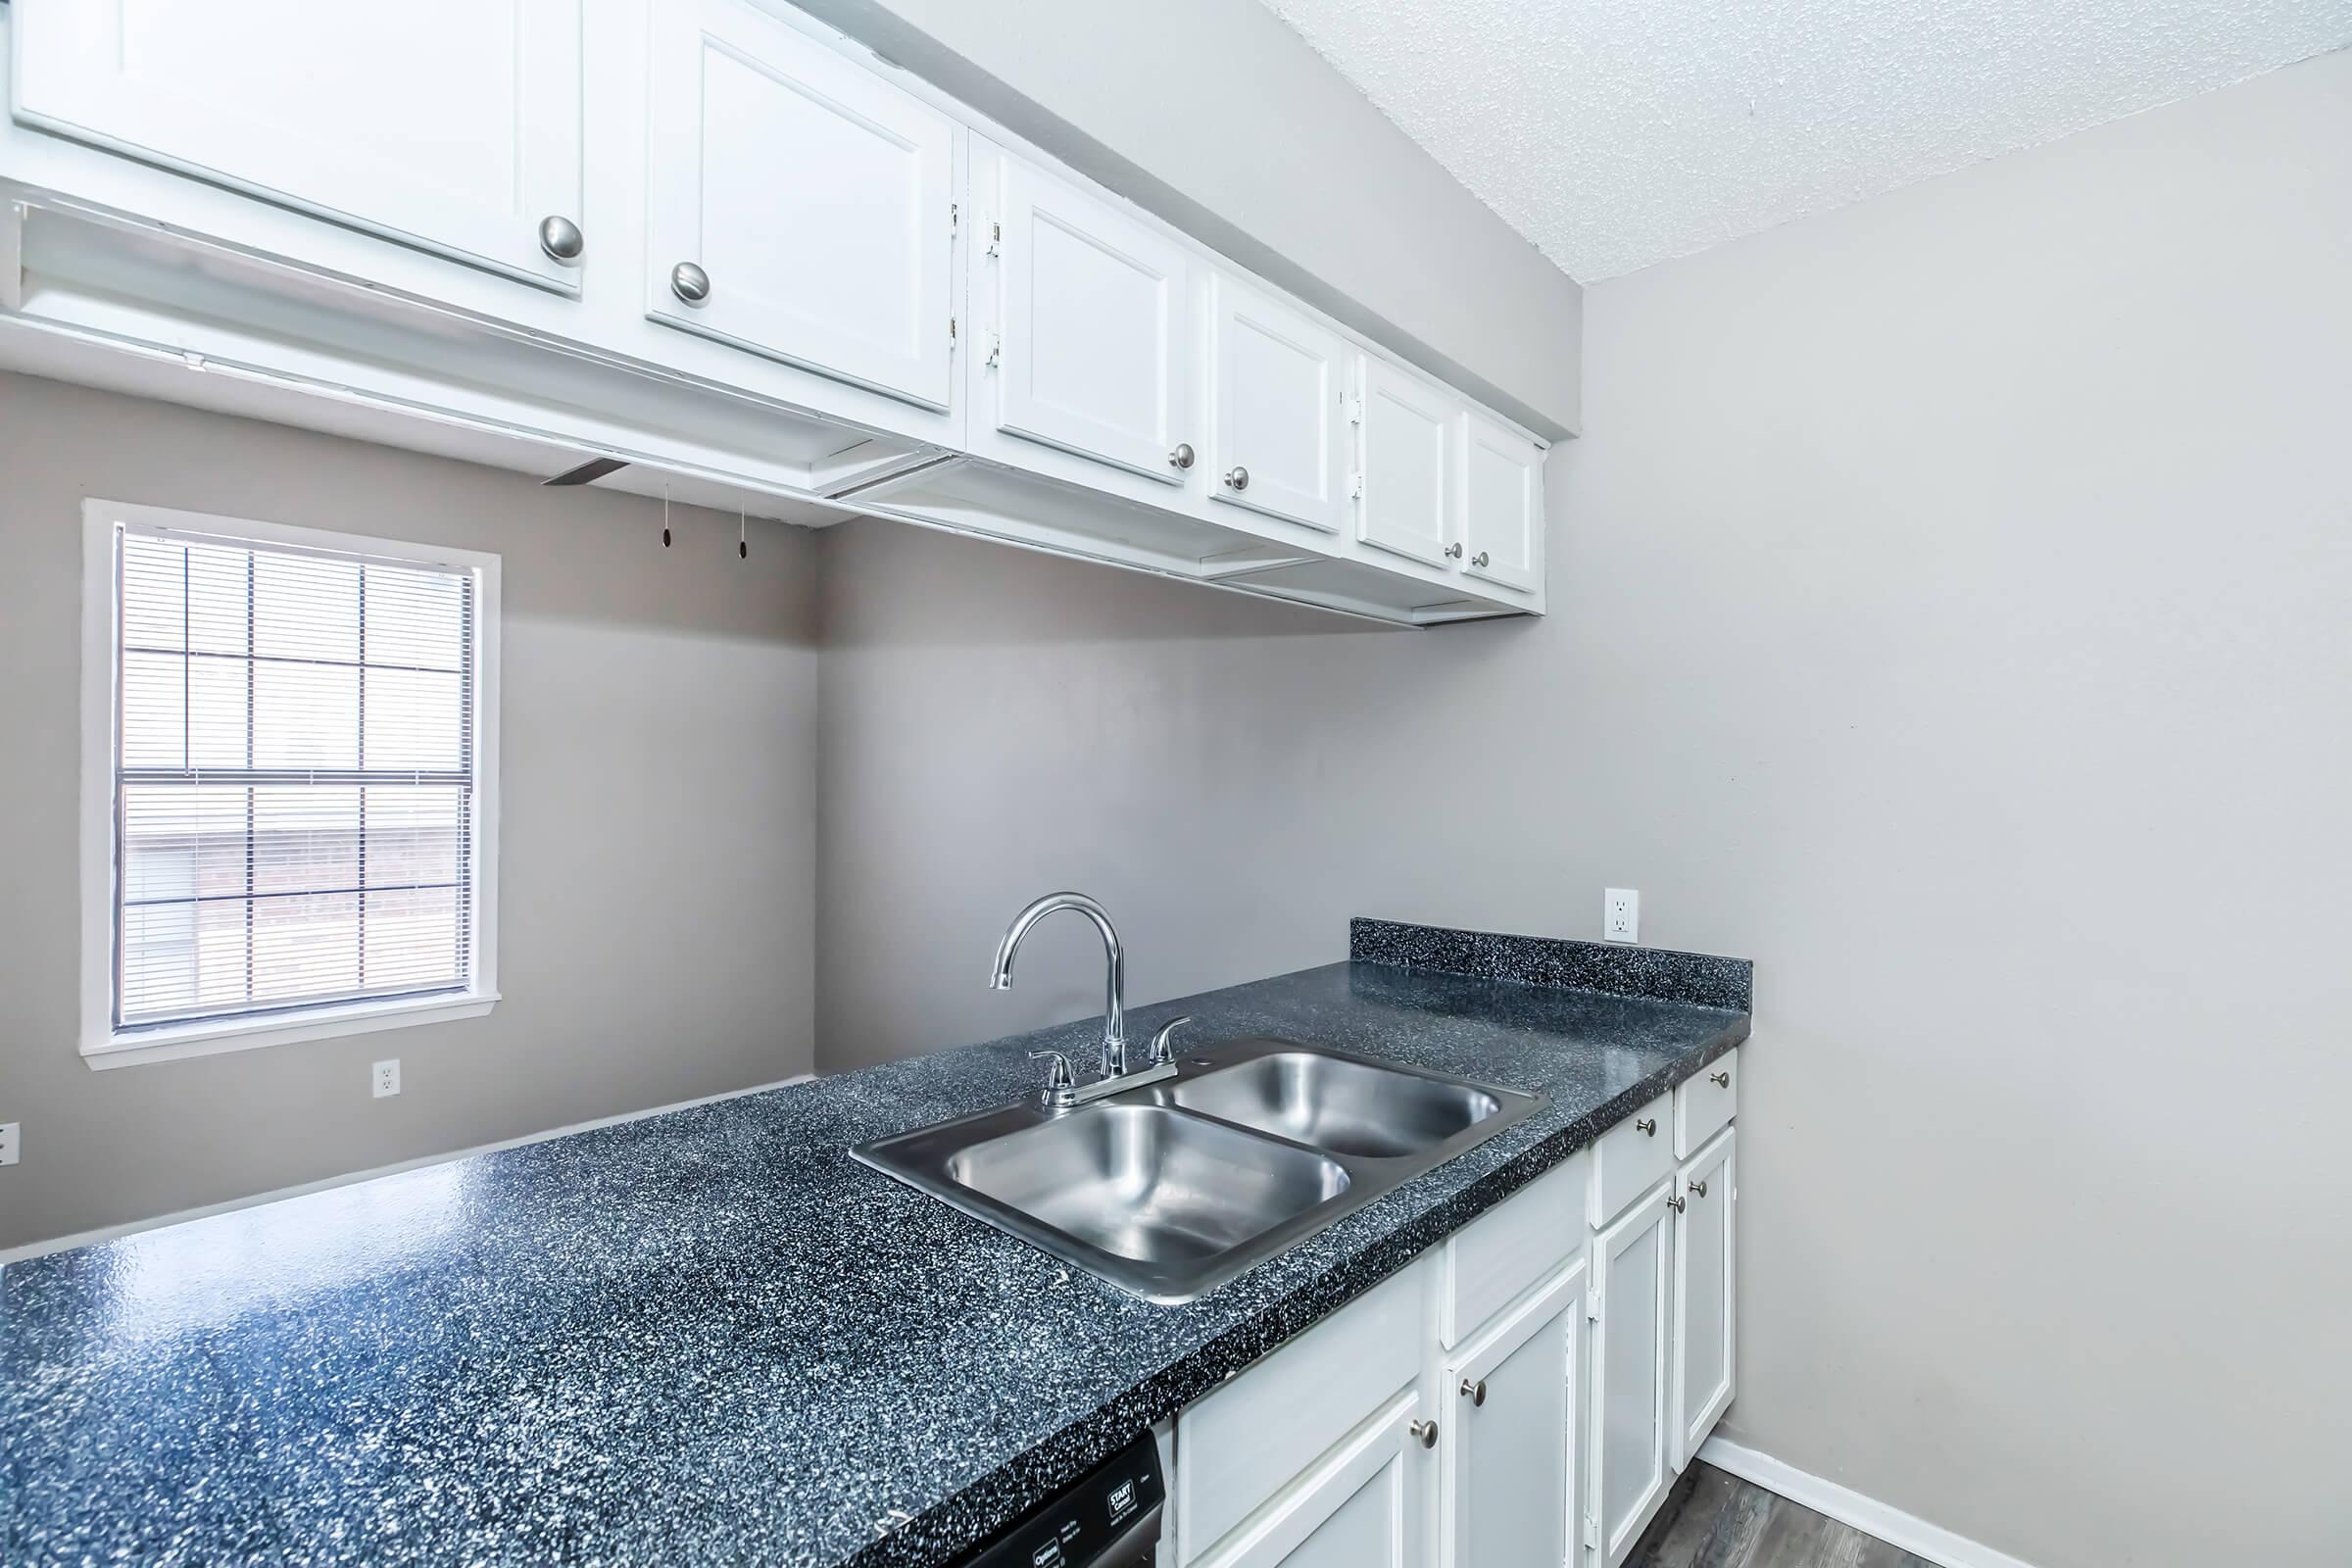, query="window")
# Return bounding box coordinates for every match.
[80,502,499,1066]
